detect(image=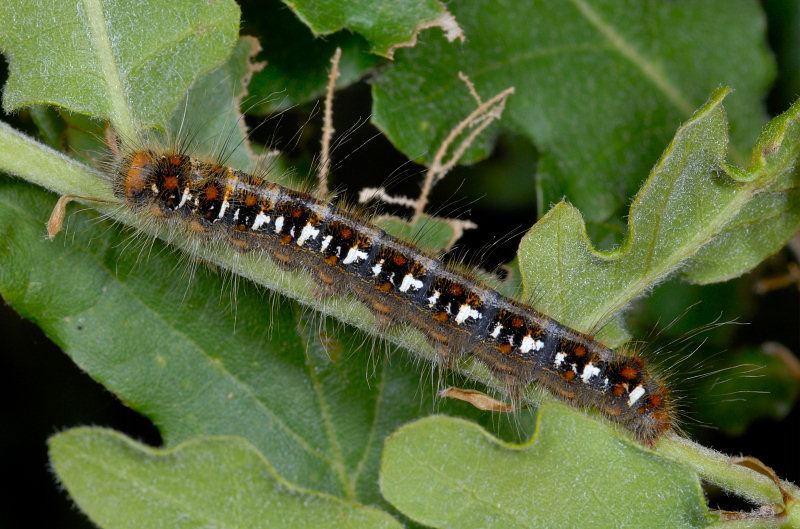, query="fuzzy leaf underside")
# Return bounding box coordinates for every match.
[49,428,402,529]
[0,0,240,139]
[372,0,774,228]
[380,404,710,529]
[518,88,800,337]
